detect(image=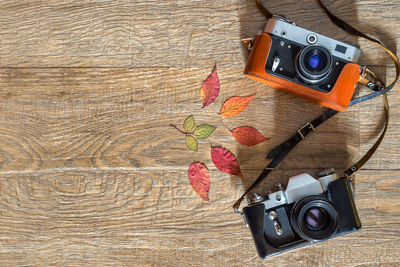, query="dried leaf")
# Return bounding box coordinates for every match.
[211,146,243,179]
[200,66,220,108]
[231,126,269,146]
[219,94,255,117]
[183,115,195,132]
[194,124,216,139]
[185,136,198,151]
[188,162,210,201]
